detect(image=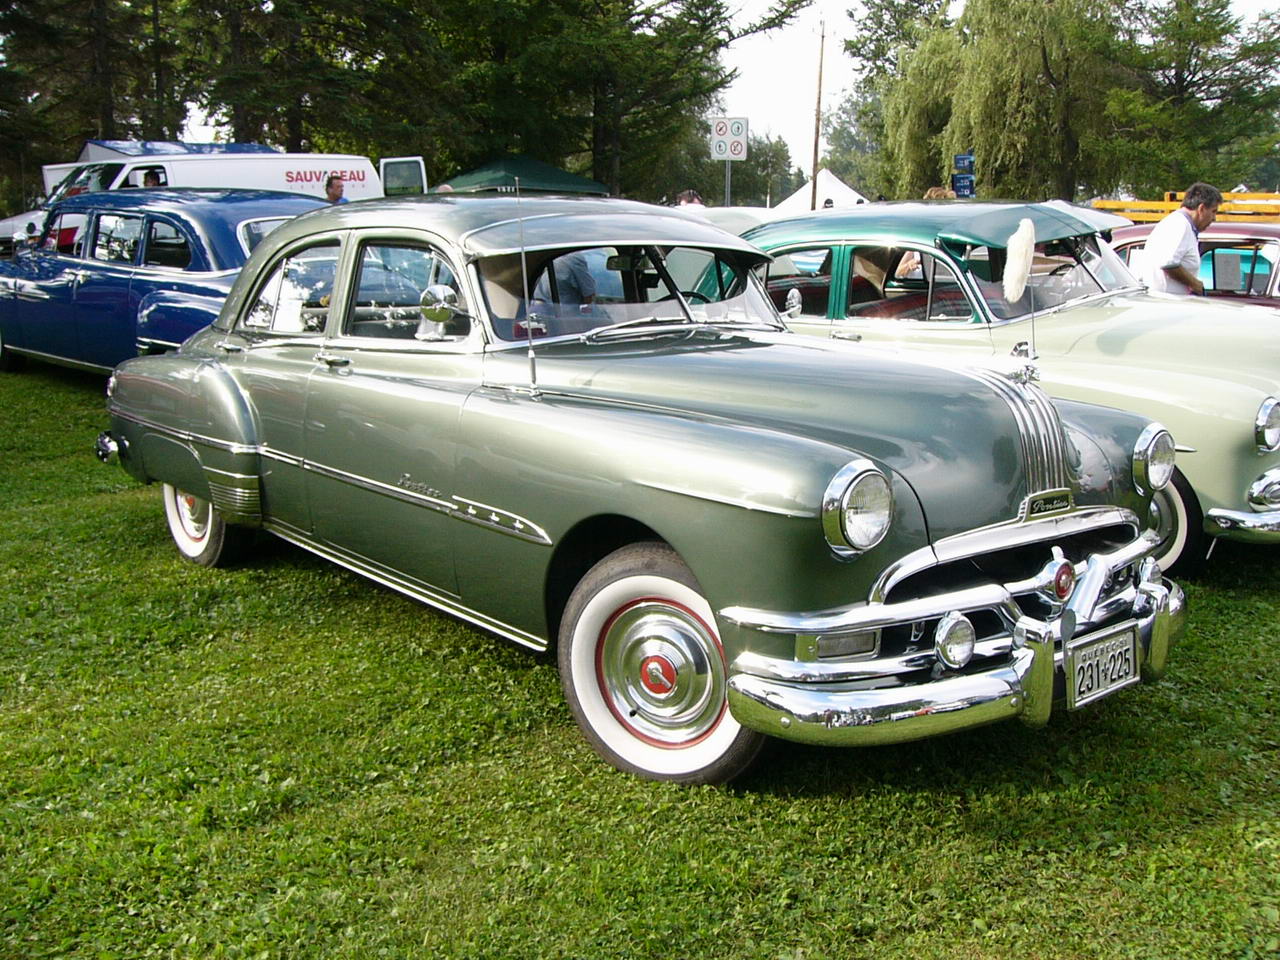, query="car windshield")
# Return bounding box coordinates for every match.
[47,163,124,204]
[965,233,1140,320]
[478,244,779,341]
